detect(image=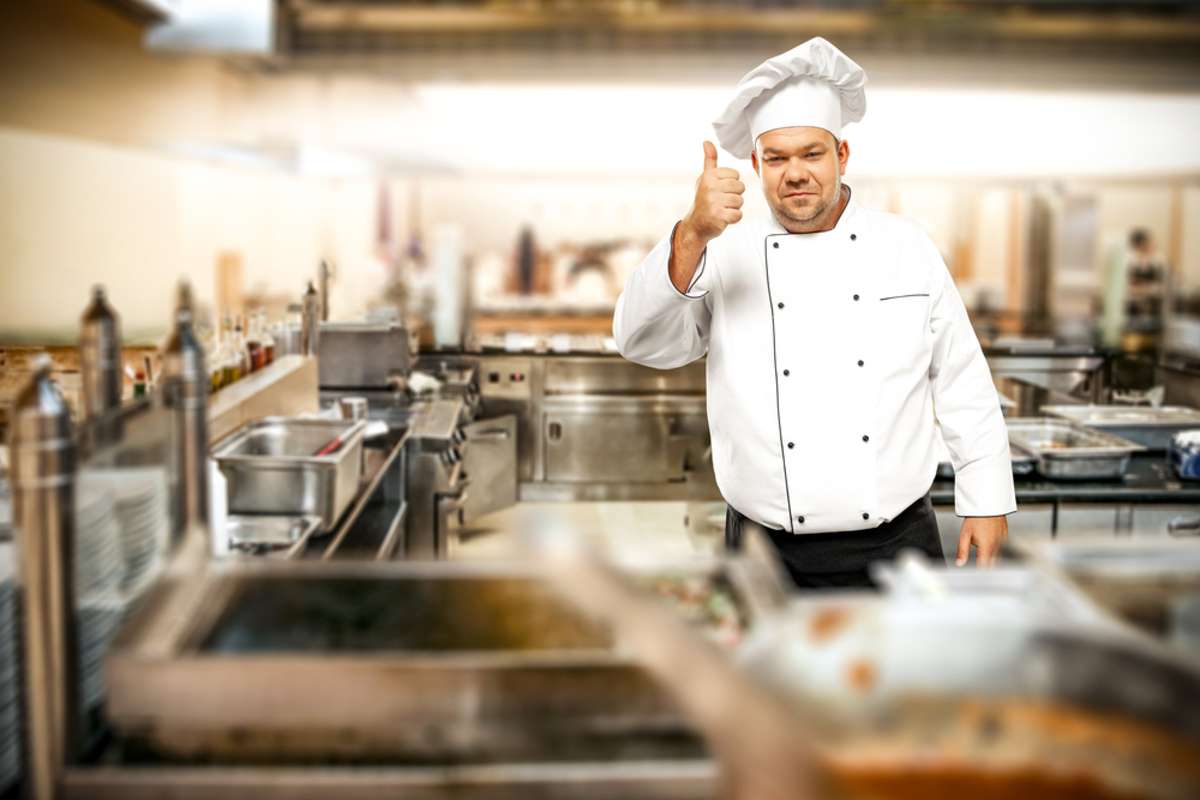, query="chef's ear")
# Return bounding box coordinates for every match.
[750,146,760,177]
[837,138,850,176]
